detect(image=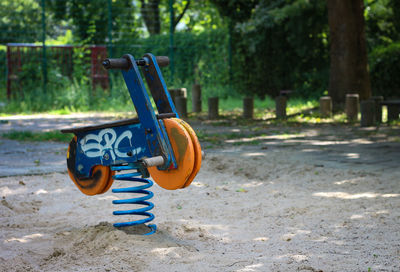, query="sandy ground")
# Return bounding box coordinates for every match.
[0,114,400,272]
